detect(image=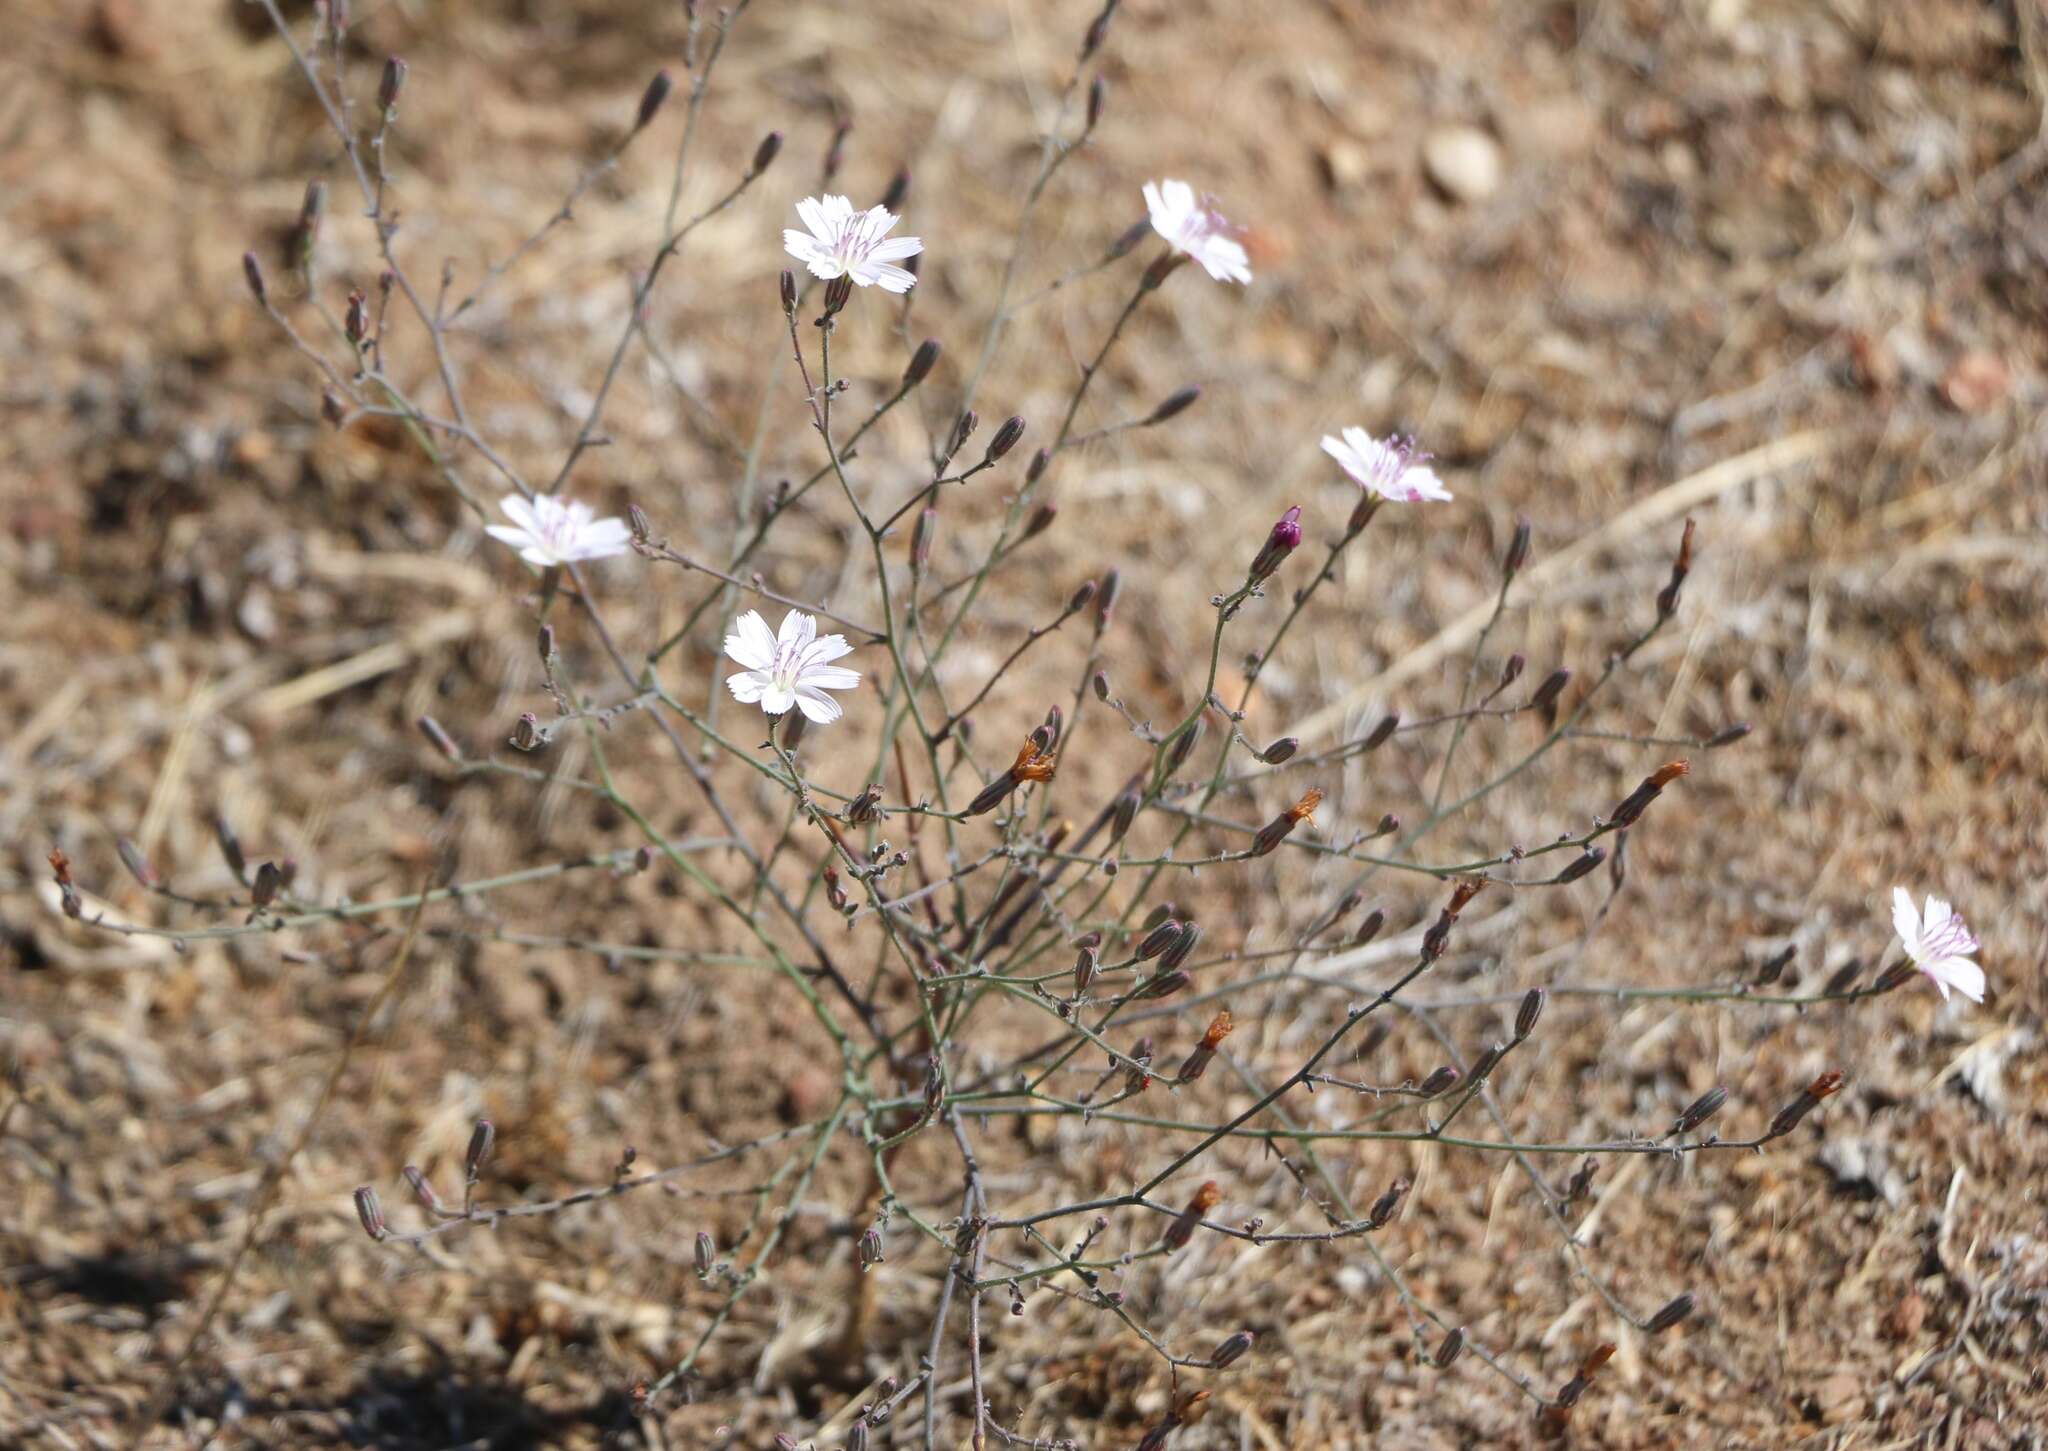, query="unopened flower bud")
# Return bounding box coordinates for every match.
[1366,1177,1409,1229]
[1141,250,1184,290]
[1131,969,1191,1001]
[1468,1041,1508,1082]
[1417,1064,1460,1099]
[1672,1086,1727,1135]
[1362,713,1399,751]
[1022,501,1057,539]
[1067,580,1096,614]
[903,337,941,387]
[847,1422,869,1451]
[948,409,979,458]
[1159,921,1202,971]
[1655,517,1696,619]
[822,273,854,318]
[859,1226,884,1269]
[1608,759,1689,828]
[1208,1329,1255,1369]
[910,506,936,568]
[1086,75,1107,130]
[750,130,783,176]
[214,816,247,880]
[880,166,911,211]
[1353,906,1385,946]
[1260,736,1298,764]
[510,712,543,752]
[465,1119,496,1179]
[243,250,268,305]
[1148,385,1201,424]
[778,268,797,316]
[1434,1327,1466,1368]
[402,1165,440,1212]
[251,860,283,908]
[1247,505,1303,585]
[985,414,1026,464]
[378,55,407,111]
[1073,944,1098,996]
[1109,217,1152,259]
[1503,518,1532,578]
[1766,1070,1843,1138]
[1528,668,1572,715]
[1873,960,1918,993]
[1499,653,1525,690]
[1093,569,1120,631]
[1514,987,1546,1040]
[695,1230,715,1277]
[116,837,159,890]
[634,69,674,131]
[1754,944,1795,986]
[536,624,556,665]
[417,714,461,761]
[1136,919,1182,960]
[1553,848,1606,883]
[1163,718,1204,777]
[354,1186,387,1241]
[1647,1292,1696,1333]
[344,288,369,345]
[1705,721,1751,749]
